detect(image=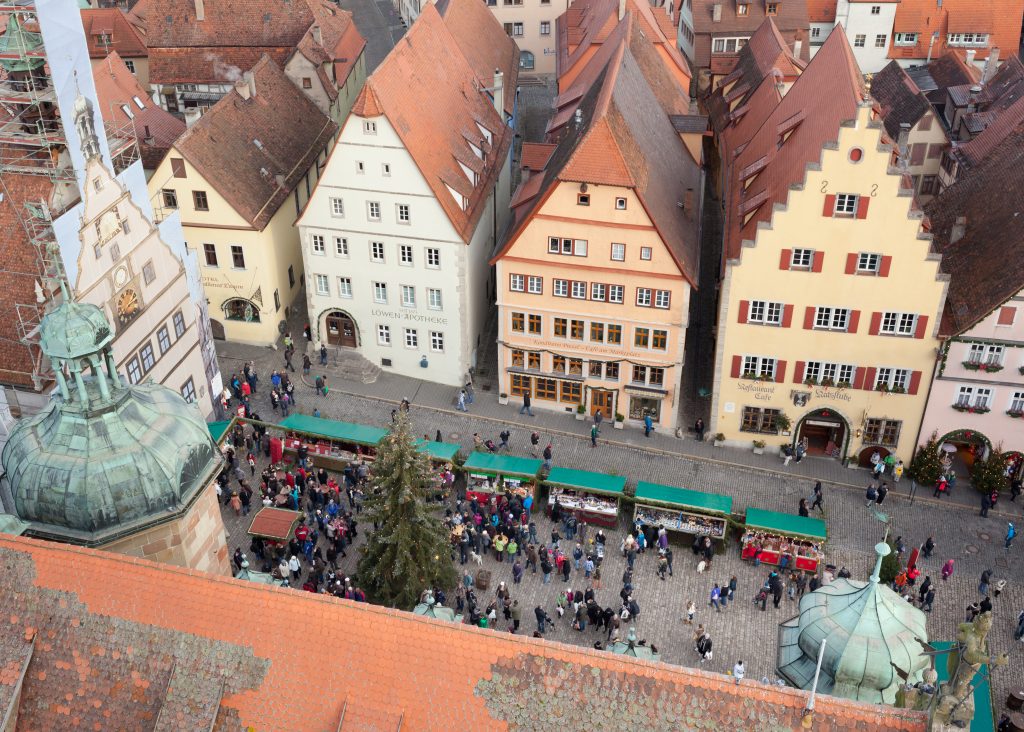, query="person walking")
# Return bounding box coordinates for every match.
[695,418,705,442]
[302,353,311,376]
[519,391,534,416]
[657,554,668,580]
[865,482,878,507]
[685,600,696,624]
[732,660,745,685]
[798,498,809,517]
[941,558,955,581]
[979,569,992,596]
[543,443,553,469]
[917,576,931,605]
[530,431,540,457]
[922,587,935,612]
[980,491,992,517]
[811,481,824,513]
[922,536,935,559]
[456,389,469,412]
[593,410,603,434]
[875,482,888,507]
[1007,522,1017,550]
[893,460,904,483]
[643,413,654,438]
[319,343,328,365]
[535,606,548,634]
[590,423,599,448]
[710,584,722,613]
[283,346,296,373]
[696,631,713,664]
